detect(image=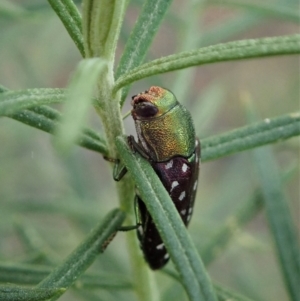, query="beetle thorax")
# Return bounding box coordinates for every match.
[135,105,195,162]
